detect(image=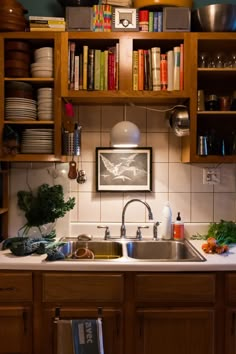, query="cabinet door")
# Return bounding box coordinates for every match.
[0,306,32,354]
[225,308,236,354]
[135,308,215,354]
[41,307,123,354]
